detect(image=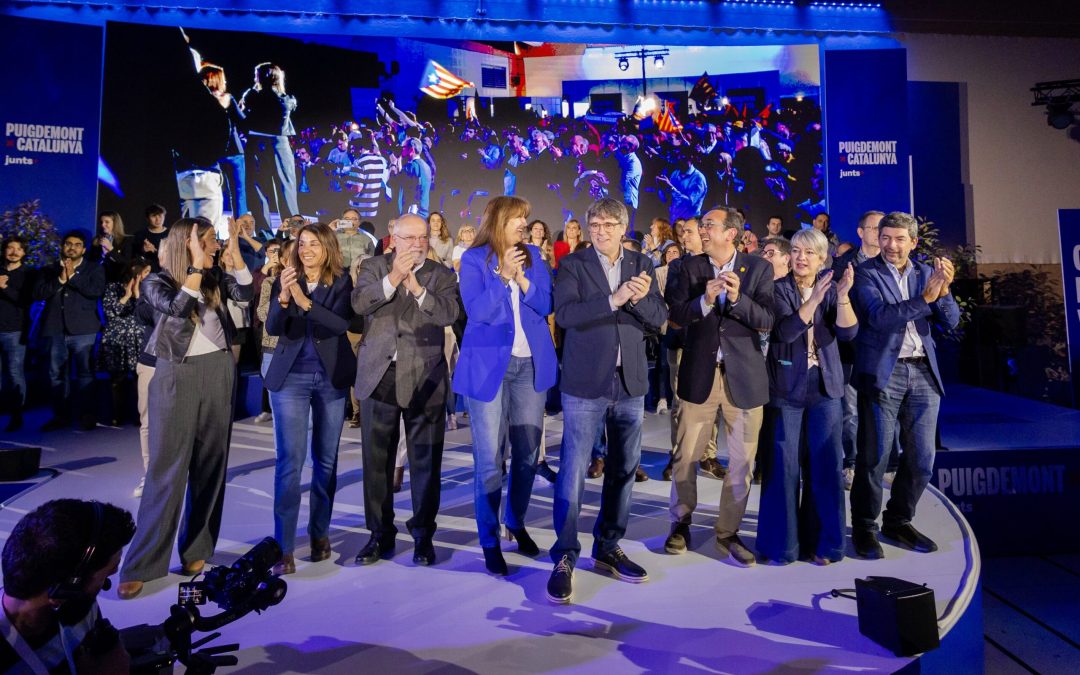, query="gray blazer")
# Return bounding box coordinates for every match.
[351,253,460,404]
